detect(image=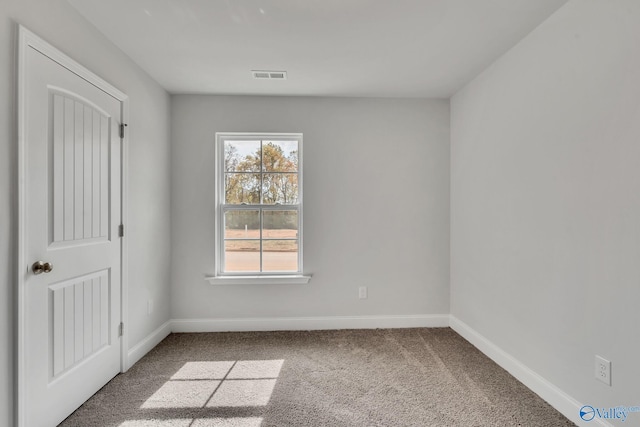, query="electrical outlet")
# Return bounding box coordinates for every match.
[595,355,611,386]
[358,286,367,299]
[147,299,153,315]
